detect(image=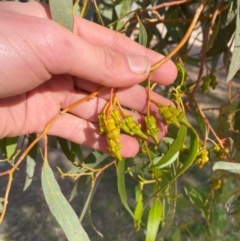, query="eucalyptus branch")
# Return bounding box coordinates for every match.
[150,0,208,72]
